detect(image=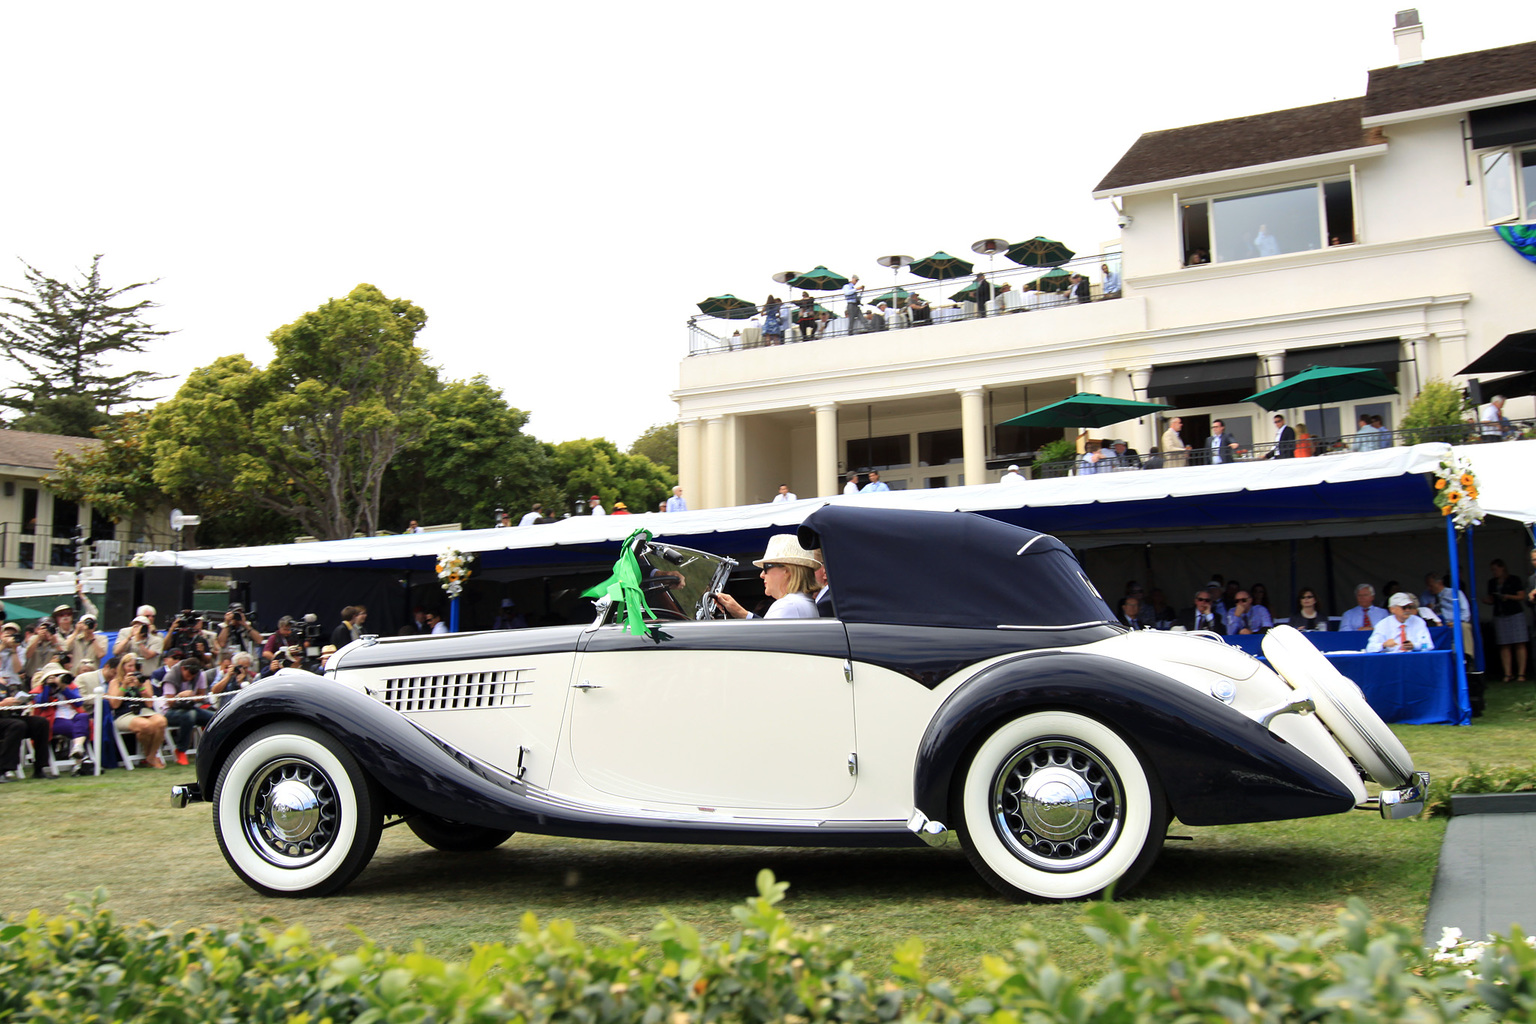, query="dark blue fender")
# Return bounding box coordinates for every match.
[912,651,1358,828]
[198,673,921,848]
